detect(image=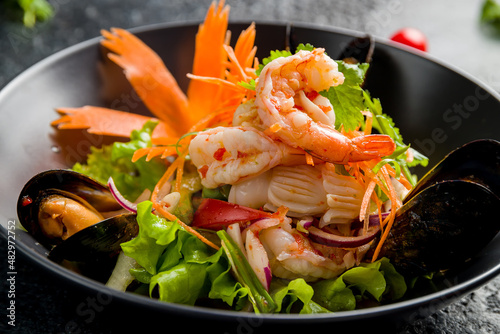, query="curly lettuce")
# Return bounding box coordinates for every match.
[72,120,166,201]
[271,258,406,314]
[122,201,249,309]
[121,202,407,313]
